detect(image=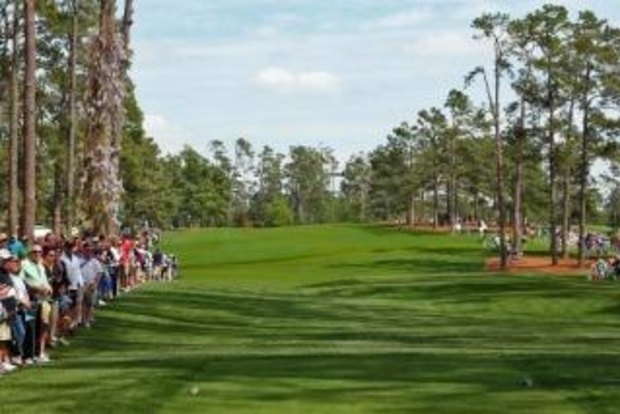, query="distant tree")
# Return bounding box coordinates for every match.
[341,153,371,222]
[285,146,331,224]
[388,123,419,225]
[251,145,285,226]
[469,12,511,268]
[443,89,478,227]
[571,11,618,266]
[264,196,294,227]
[231,137,254,226]
[524,5,570,265]
[415,107,448,227]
